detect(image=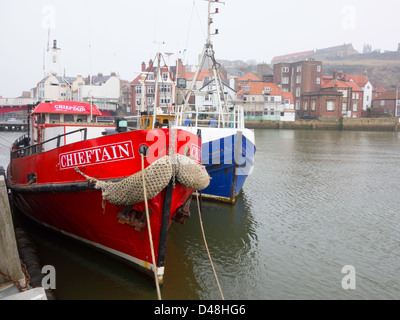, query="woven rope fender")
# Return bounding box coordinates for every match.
[75,156,173,206]
[75,154,210,206]
[175,154,210,191]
